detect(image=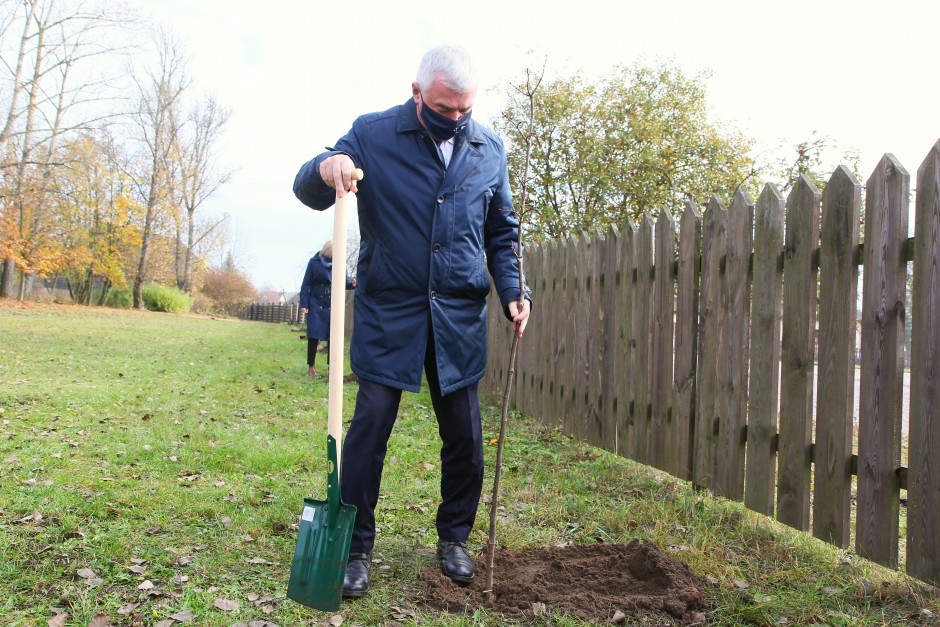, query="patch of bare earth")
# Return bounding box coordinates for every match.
[418,539,704,624]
